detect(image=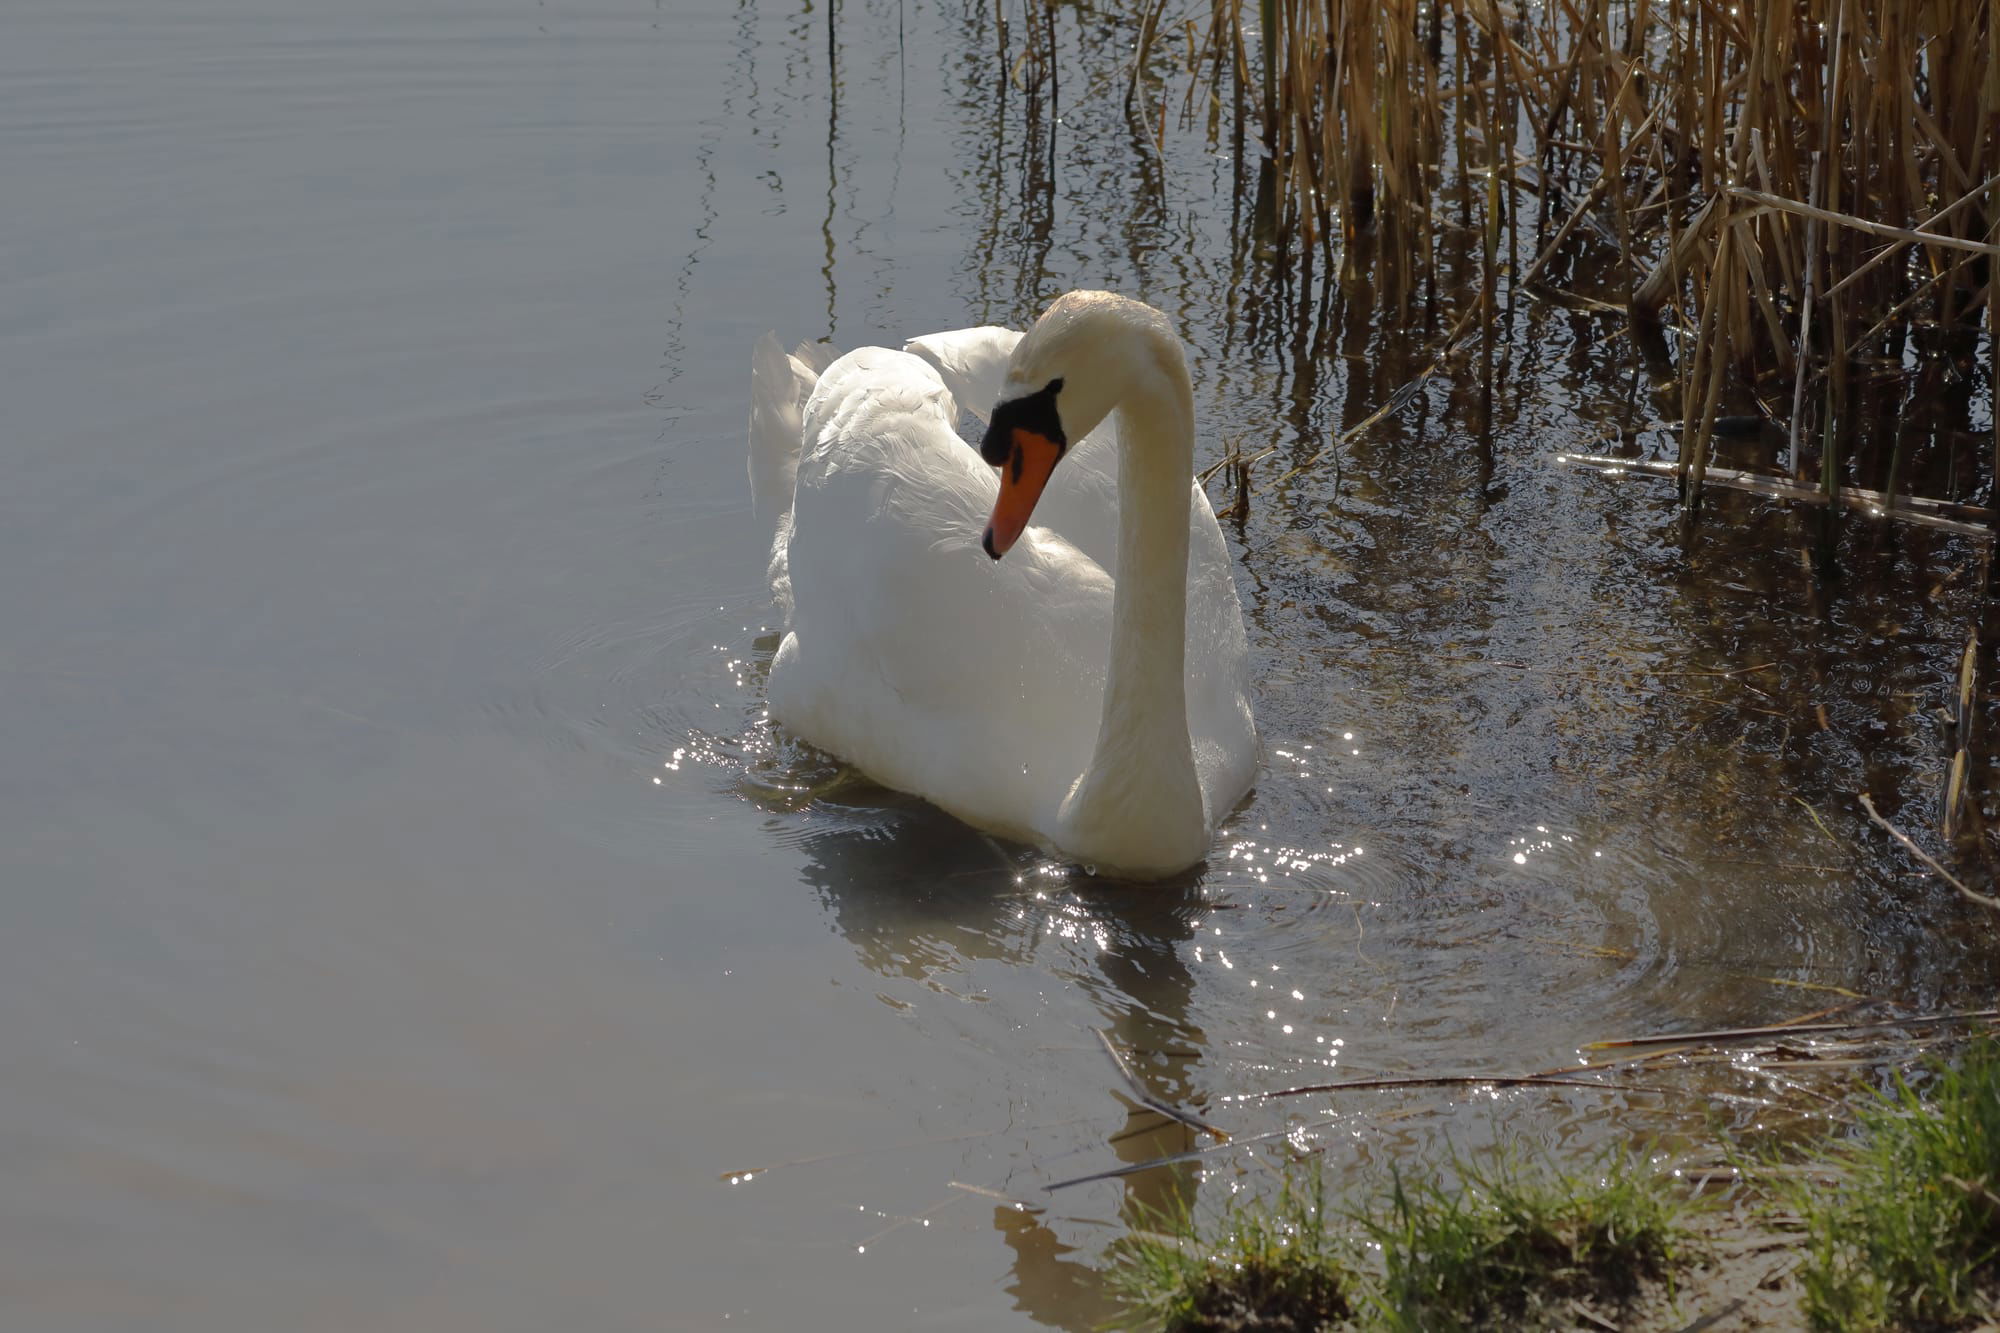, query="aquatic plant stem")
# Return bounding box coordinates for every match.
[1857,792,2000,910]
